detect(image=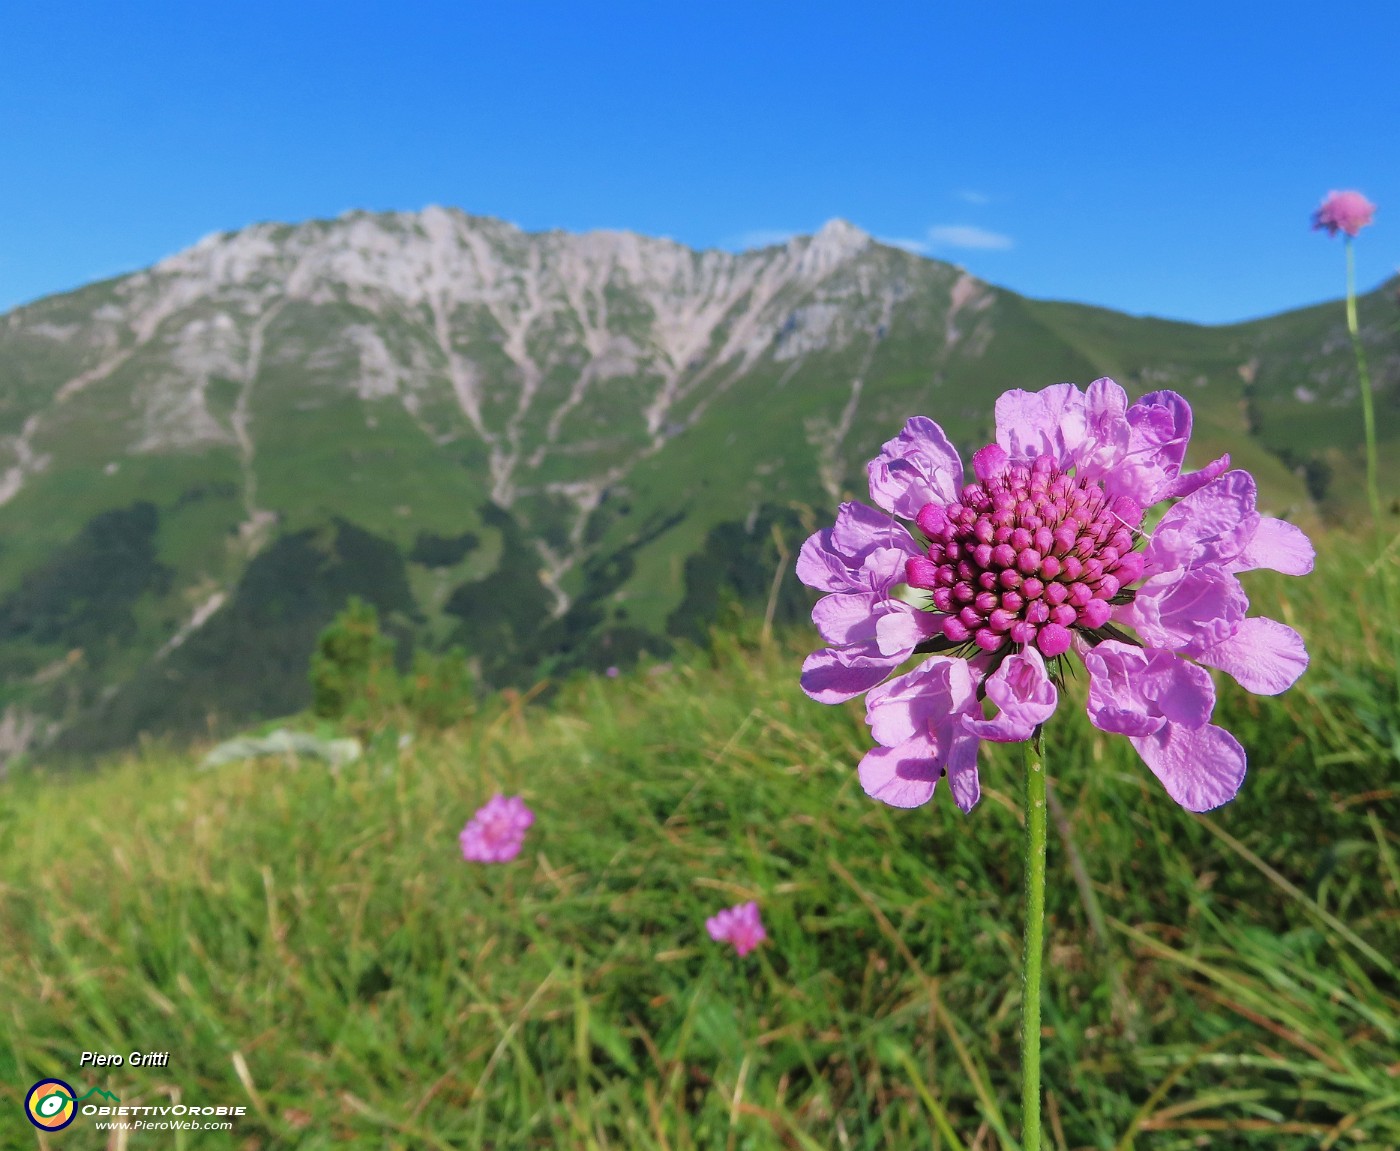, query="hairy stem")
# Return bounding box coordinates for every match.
[1346,239,1382,526]
[1021,726,1048,1150]
[1347,239,1400,705]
